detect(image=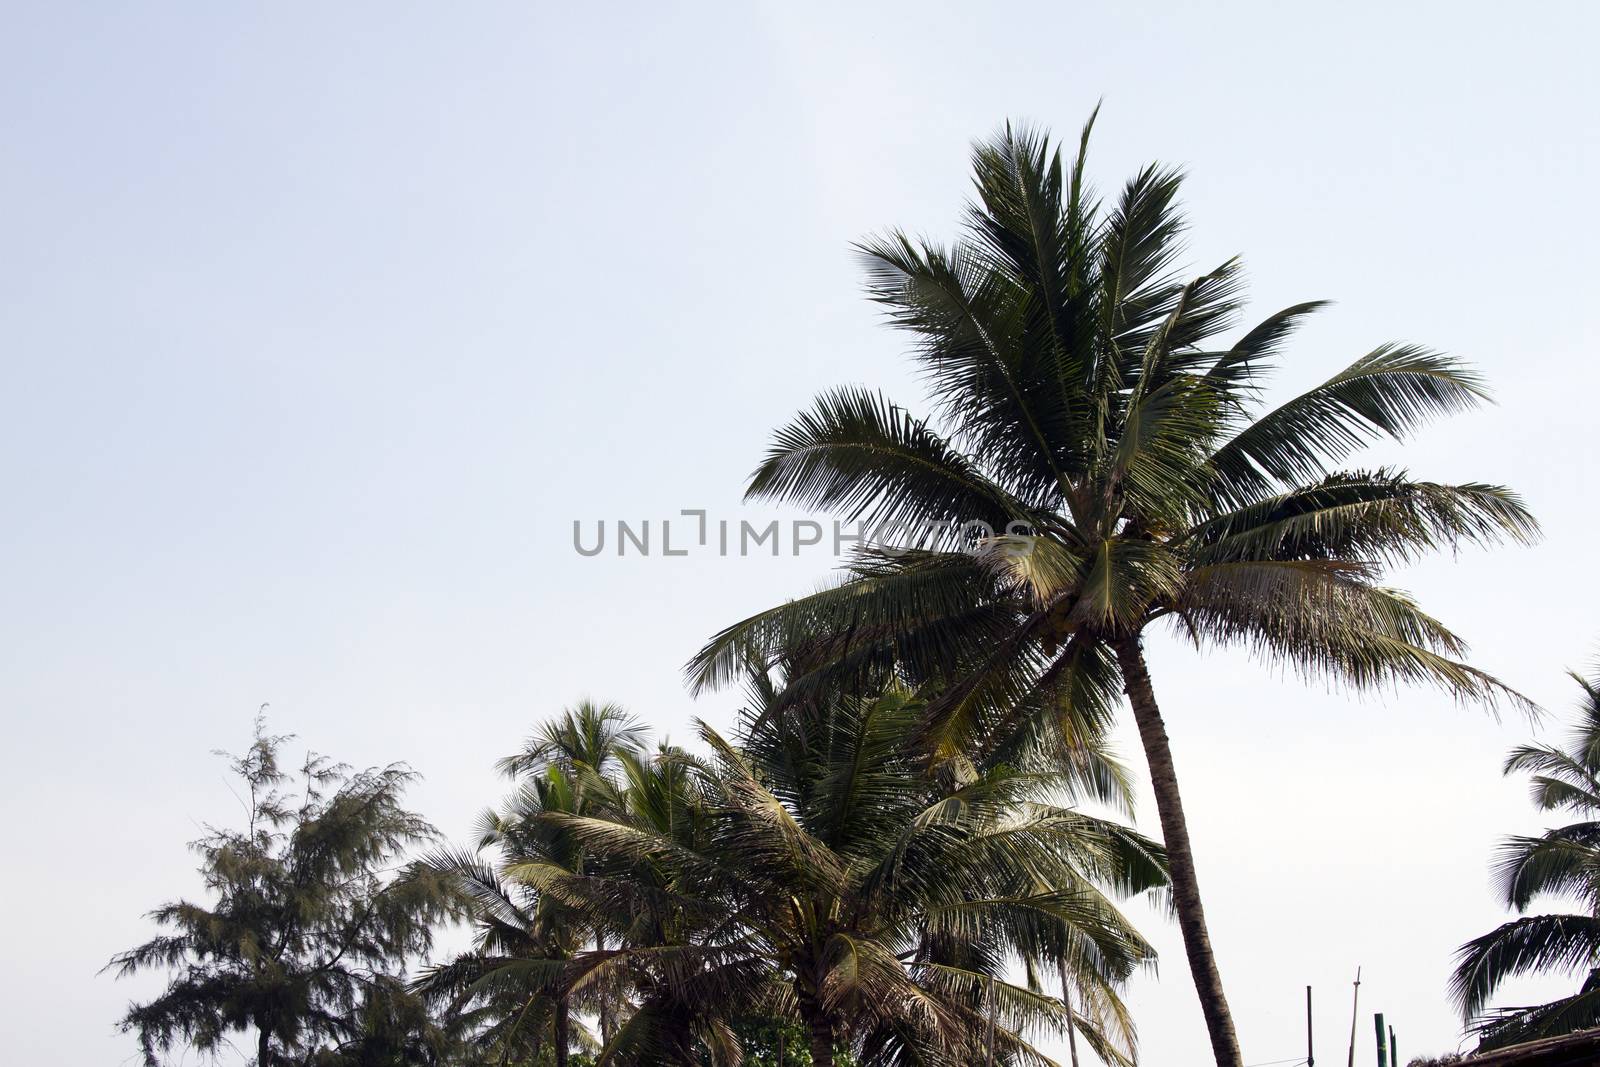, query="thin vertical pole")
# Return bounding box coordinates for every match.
[1060,958,1082,1067]
[1306,985,1315,1067]
[1346,968,1362,1067]
[778,1027,784,1067]
[1374,1013,1388,1067]
[1389,1025,1397,1067]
